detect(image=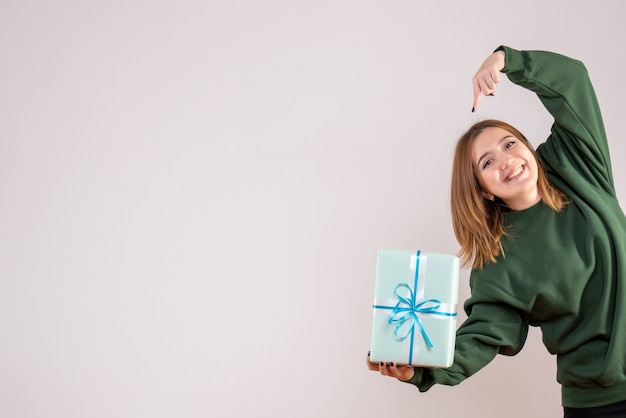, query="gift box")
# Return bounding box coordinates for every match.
[370,249,460,368]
